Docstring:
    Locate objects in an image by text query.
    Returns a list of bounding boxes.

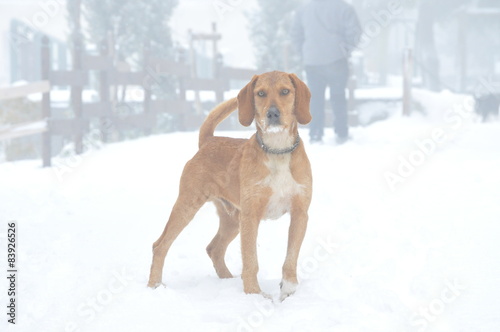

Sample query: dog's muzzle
[266,107,281,126]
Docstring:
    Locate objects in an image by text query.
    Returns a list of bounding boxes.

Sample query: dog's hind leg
[148,190,207,288]
[206,200,240,278]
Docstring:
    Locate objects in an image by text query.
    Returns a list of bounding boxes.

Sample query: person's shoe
[310,136,323,144]
[335,135,351,145]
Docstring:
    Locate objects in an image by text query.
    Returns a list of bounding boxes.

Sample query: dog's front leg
[280,196,309,301]
[240,191,270,295]
[240,211,262,294]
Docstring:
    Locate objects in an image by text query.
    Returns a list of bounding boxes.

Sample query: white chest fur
[260,154,304,220]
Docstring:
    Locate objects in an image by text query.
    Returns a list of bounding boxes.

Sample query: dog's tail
[198,97,238,148]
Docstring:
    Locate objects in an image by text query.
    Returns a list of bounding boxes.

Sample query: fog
[1,0,496,159]
[0,1,499,331]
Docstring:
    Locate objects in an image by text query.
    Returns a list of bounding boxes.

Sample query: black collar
[255,132,300,155]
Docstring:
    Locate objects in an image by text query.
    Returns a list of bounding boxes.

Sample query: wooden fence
[1,32,415,168]
[0,35,259,167]
[0,81,50,144]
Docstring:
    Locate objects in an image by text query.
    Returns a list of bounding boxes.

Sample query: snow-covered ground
[1,92,500,332]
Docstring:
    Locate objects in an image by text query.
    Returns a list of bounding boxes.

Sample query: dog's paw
[261,292,274,302]
[147,282,166,289]
[279,280,298,302]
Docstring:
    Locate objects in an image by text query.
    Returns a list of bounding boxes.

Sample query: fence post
[41,36,51,167]
[99,38,110,142]
[458,13,467,92]
[402,48,413,116]
[72,40,84,154]
[177,47,187,101]
[143,40,152,135]
[188,29,202,115]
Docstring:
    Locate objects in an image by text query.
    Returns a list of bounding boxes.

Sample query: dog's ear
[237,75,258,127]
[289,73,312,125]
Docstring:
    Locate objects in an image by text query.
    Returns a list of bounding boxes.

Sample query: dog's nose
[266,107,281,125]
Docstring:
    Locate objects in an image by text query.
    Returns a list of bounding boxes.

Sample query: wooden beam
[49,118,89,137]
[50,70,88,86]
[41,35,51,167]
[149,100,191,114]
[190,33,221,41]
[83,101,112,118]
[99,38,111,142]
[218,67,259,81]
[183,78,228,91]
[82,55,113,70]
[0,120,48,141]
[109,71,145,86]
[0,81,50,100]
[112,113,156,130]
[147,58,191,77]
[402,48,413,116]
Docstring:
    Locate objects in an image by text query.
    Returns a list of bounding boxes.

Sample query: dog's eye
[281,89,290,95]
[257,91,266,97]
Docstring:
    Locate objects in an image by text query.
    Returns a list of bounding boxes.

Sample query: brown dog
[147,71,312,301]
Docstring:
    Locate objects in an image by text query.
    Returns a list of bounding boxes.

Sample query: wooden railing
[1,36,259,167]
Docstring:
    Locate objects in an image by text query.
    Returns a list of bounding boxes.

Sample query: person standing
[291,0,361,144]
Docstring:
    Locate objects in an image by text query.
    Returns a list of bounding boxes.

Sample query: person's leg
[305,66,327,141]
[328,59,349,139]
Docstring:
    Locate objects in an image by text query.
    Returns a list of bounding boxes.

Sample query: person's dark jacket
[291,0,361,66]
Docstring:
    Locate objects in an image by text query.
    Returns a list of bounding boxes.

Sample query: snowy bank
[0,101,500,331]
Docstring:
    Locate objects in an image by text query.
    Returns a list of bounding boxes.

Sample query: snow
[1,92,500,331]
[354,87,403,100]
